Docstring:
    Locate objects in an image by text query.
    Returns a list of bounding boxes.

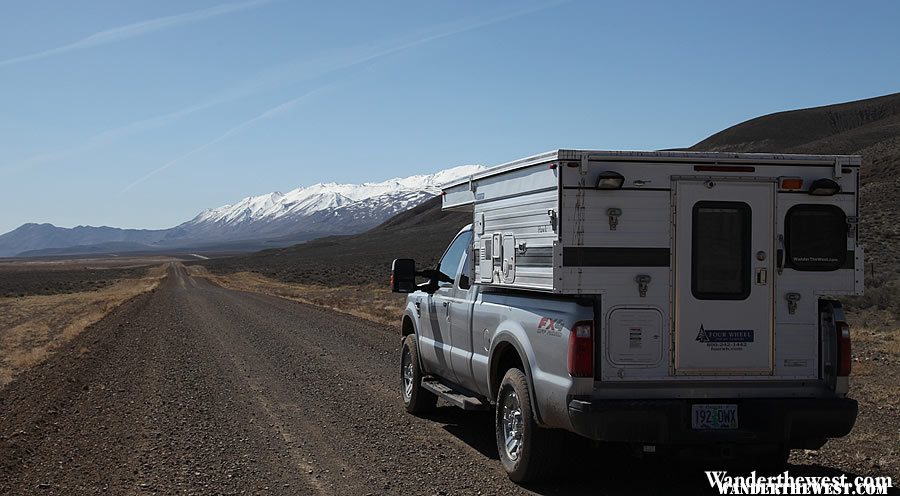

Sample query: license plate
[692,404,738,430]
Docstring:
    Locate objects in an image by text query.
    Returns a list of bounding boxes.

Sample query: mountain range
[203,91,900,288]
[0,165,484,258]
[6,91,899,265]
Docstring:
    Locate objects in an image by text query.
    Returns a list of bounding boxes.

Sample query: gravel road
[0,265,879,495]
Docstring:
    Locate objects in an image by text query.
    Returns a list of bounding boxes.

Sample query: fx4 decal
[537,317,564,337]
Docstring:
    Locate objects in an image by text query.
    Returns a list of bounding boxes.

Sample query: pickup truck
[391,150,860,483]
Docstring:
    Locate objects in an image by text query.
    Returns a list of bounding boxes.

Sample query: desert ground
[0,261,897,495]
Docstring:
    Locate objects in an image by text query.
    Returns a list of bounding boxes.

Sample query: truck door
[422,230,471,380]
[674,179,775,375]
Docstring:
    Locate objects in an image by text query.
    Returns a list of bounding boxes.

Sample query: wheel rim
[401,346,414,402]
[500,390,524,461]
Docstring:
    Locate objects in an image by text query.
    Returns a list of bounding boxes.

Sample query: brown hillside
[200,197,470,286]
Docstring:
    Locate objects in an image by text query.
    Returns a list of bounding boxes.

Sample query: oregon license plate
[692,404,738,430]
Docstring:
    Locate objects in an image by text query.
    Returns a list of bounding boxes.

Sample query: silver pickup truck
[391,150,860,483]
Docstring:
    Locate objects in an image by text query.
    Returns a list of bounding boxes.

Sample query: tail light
[836,321,851,376]
[567,321,593,377]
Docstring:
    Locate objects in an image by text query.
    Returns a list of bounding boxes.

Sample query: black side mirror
[391,258,417,293]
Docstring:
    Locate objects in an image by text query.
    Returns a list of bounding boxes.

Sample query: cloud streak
[117,0,568,189]
[8,1,565,185]
[121,86,331,193]
[0,0,271,68]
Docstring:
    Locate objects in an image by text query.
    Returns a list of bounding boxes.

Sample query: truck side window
[691,201,751,300]
[786,204,847,271]
[458,242,472,290]
[437,230,473,288]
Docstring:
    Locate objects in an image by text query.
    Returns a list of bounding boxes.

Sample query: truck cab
[393,150,860,483]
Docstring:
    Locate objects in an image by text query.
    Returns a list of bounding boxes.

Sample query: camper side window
[691,202,751,300]
[786,205,847,271]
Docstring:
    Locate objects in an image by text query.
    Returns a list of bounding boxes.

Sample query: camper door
[674,179,775,375]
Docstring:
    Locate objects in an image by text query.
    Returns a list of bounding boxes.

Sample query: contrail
[0,0,272,68]
[117,1,567,190]
[121,86,331,193]
[5,82,262,173]
[9,1,565,174]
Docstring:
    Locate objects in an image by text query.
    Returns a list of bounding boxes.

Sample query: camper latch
[786,292,801,315]
[635,274,651,297]
[547,209,558,232]
[607,208,622,231]
[847,216,858,238]
[517,243,528,254]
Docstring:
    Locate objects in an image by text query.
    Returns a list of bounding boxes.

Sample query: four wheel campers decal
[696,324,754,351]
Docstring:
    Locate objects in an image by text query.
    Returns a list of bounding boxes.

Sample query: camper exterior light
[596,171,625,190]
[780,177,804,190]
[808,178,841,196]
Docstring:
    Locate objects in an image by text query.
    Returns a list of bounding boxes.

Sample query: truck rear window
[786,204,847,271]
[692,202,751,300]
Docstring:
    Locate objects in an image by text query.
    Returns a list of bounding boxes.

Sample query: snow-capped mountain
[164,165,484,242]
[0,164,486,257]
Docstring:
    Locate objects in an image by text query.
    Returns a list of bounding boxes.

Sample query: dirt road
[0,265,876,495]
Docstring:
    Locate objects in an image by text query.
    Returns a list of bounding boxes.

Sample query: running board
[421,378,490,411]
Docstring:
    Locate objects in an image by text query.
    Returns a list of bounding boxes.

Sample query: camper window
[786,205,847,271]
[691,202,751,300]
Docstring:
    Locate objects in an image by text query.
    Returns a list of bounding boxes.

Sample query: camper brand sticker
[537,317,564,337]
[793,256,839,263]
[696,324,754,351]
[784,359,809,368]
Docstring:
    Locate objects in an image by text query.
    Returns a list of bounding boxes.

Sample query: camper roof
[441,149,862,192]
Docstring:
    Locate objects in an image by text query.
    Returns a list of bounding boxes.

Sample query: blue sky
[1,0,898,234]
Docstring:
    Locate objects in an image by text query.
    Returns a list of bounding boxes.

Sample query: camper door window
[691,201,752,300]
[785,204,847,271]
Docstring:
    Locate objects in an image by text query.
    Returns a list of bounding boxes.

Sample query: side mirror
[391,258,417,293]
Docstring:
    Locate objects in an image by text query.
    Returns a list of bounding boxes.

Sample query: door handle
[445,301,451,321]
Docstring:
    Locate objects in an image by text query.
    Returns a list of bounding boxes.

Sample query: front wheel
[400,334,437,414]
[495,368,564,483]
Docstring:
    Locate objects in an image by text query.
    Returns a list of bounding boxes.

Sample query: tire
[400,334,437,414]
[495,368,564,483]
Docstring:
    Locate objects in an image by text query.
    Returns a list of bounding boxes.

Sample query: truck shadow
[423,406,498,460]
[423,406,887,495]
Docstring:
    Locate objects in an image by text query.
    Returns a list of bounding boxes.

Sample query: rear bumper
[568,397,857,449]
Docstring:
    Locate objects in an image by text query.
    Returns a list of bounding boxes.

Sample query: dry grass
[0,264,167,388]
[187,265,405,327]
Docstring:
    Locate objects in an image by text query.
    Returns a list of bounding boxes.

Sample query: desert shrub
[844,275,900,317]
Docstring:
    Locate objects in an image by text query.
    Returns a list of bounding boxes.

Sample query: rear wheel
[495,368,564,483]
[400,335,436,414]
